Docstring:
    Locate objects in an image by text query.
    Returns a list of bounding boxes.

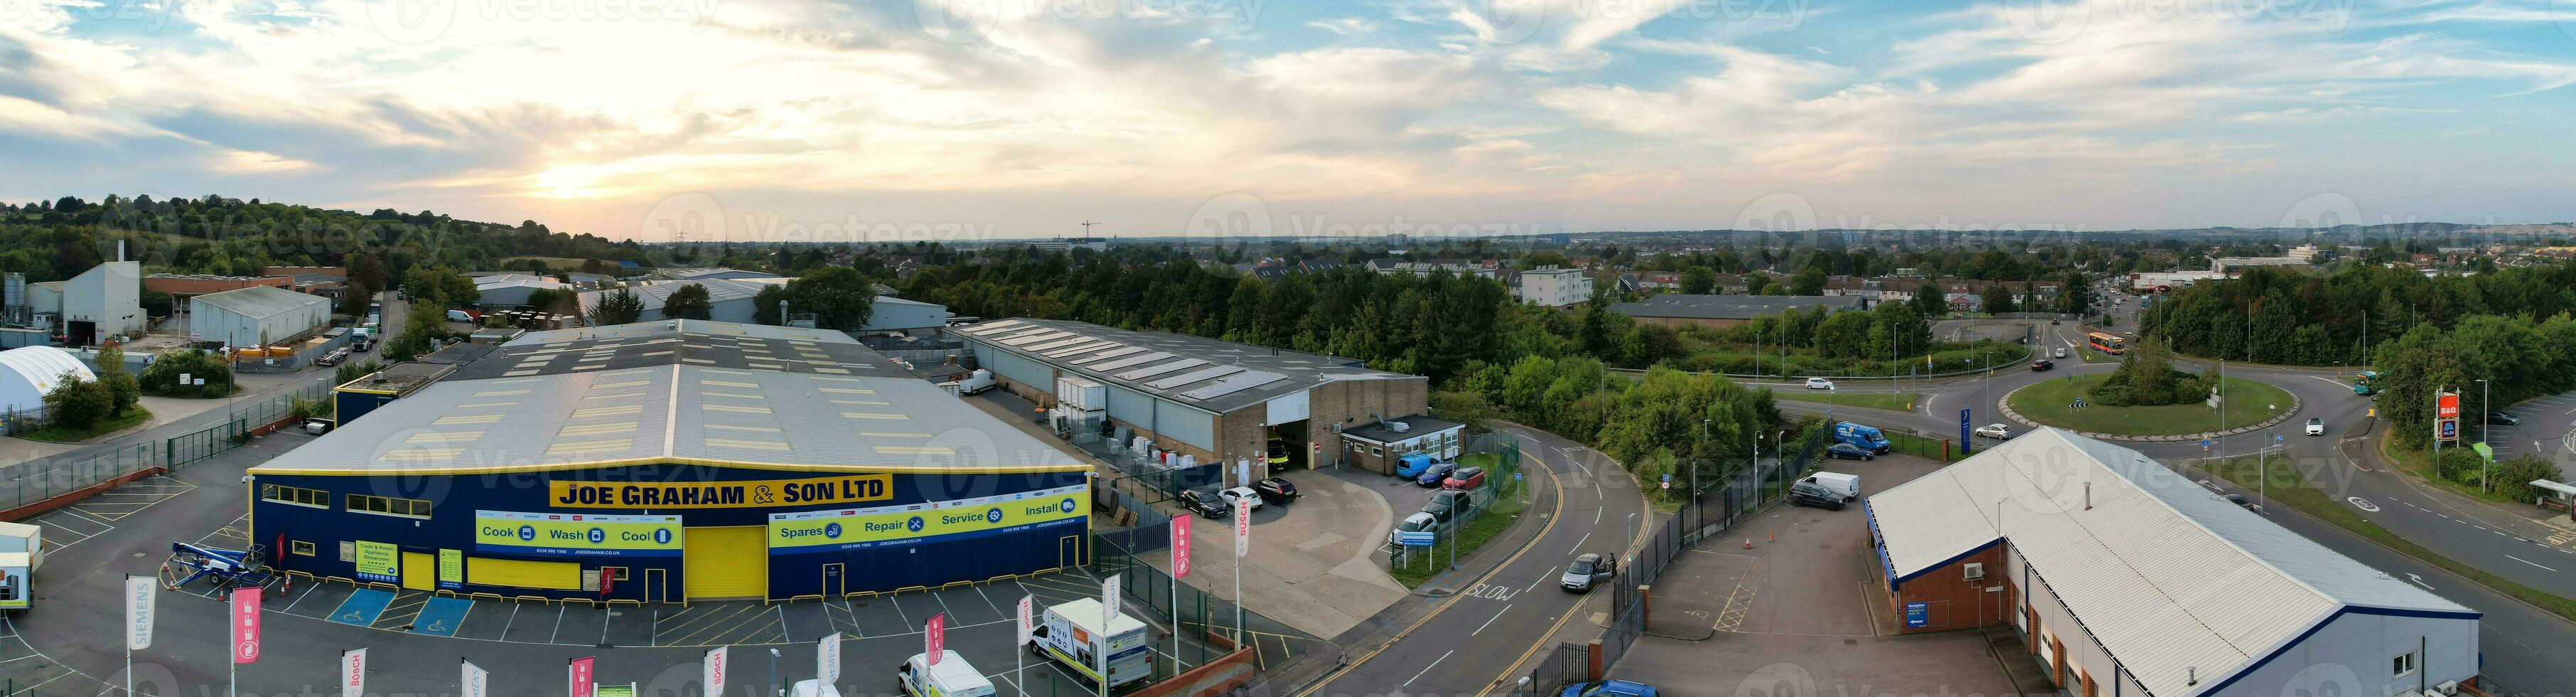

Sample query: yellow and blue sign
[475,511,684,557]
[548,475,891,509]
[770,485,1087,553]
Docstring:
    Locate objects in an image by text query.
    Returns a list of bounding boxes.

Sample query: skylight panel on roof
[1117,358,1206,381]
[1147,366,1243,390]
[1090,351,1173,372]
[1179,371,1288,400]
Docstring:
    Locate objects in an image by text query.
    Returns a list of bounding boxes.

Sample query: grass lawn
[1775,390,1919,413]
[1388,451,1528,587]
[19,408,151,443]
[2378,437,2523,506]
[2008,372,2294,435]
[2195,454,2576,624]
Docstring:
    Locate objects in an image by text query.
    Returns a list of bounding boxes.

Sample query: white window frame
[2392,651,2417,679]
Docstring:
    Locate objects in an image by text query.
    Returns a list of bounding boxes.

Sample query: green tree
[94,343,139,416]
[41,371,110,428]
[2057,271,2091,314]
[1742,272,1774,296]
[752,284,787,325]
[1791,265,1829,296]
[1913,284,1948,316]
[1980,284,2015,314]
[1679,267,1717,294]
[591,287,645,325]
[661,283,714,320]
[785,267,877,330]
[139,349,233,397]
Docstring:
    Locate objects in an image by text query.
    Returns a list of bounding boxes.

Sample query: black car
[2029,359,2054,372]
[1253,477,1299,504]
[1824,442,1876,461]
[1422,489,1470,523]
[1179,489,1230,518]
[1787,482,1845,511]
[2486,413,2521,426]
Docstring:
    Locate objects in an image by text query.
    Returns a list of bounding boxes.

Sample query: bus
[2086,332,2125,355]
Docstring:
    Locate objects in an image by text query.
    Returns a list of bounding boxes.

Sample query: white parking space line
[1402,649,1455,687]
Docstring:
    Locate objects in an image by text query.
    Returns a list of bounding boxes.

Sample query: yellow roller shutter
[400,552,434,591]
[467,557,580,590]
[684,526,767,600]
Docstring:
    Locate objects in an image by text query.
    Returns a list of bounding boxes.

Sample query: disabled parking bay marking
[408,597,474,637]
[328,589,396,627]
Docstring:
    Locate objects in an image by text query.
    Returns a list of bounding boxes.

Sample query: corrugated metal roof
[252,364,1082,474]
[951,318,1418,414]
[1865,428,2474,696]
[192,285,328,319]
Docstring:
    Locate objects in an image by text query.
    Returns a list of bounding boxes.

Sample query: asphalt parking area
[1606,454,2019,696]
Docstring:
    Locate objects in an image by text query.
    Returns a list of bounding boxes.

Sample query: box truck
[1028,598,1152,690]
[897,651,996,697]
[1832,422,1891,454]
[0,522,43,610]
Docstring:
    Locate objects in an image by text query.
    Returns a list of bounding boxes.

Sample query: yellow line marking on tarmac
[1296,431,1569,697]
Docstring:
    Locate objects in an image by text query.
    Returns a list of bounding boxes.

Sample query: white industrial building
[1515,266,1592,307]
[27,261,142,346]
[0,346,94,415]
[2128,272,2226,291]
[1866,428,2481,696]
[862,295,951,335]
[474,275,573,308]
[581,278,948,332]
[190,285,331,348]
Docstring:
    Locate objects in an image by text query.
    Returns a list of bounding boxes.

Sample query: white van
[898,651,995,697]
[445,309,473,322]
[1801,472,1861,503]
[1029,598,1152,690]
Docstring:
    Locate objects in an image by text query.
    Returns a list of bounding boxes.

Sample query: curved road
[1300,424,1645,697]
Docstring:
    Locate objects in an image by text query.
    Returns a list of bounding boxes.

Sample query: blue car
[1560,680,1658,697]
[1415,462,1457,487]
[1394,453,1437,479]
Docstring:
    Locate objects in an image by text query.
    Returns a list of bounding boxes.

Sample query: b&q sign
[549,475,891,509]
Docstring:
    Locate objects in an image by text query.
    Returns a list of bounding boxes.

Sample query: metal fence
[1385,431,1528,575]
[1515,425,1833,696]
[1091,533,1314,682]
[167,382,330,470]
[0,442,156,514]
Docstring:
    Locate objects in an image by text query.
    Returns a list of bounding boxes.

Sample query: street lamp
[2477,378,2491,492]
[769,647,783,697]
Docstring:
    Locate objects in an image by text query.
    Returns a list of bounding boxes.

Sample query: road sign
[1958,408,1973,452]
[1397,531,1437,548]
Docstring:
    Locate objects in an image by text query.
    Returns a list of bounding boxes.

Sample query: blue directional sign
[1904,602,1928,628]
[2200,439,2213,448]
[1397,531,1437,548]
[1958,408,1973,453]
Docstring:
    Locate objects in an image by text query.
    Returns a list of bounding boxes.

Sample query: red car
[1441,467,1486,491]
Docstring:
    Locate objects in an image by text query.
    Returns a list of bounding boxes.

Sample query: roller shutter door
[467,557,579,590]
[685,526,767,600]
[400,551,434,591]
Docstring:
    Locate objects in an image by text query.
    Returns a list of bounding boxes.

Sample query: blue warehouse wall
[249,464,1090,602]
[332,390,396,425]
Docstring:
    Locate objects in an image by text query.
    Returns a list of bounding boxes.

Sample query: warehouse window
[291,541,316,556]
[262,484,331,509]
[2393,651,2417,678]
[347,494,431,518]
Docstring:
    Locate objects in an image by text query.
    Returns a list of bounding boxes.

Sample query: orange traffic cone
[1743,537,1753,549]
[1768,531,1776,543]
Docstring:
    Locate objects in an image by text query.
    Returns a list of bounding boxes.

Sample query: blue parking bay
[407,597,473,637]
[328,589,395,627]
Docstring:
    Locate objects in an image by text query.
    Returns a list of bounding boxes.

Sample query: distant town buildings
[2209,255,2312,273]
[1027,238,1110,253]
[1516,267,1592,307]
[1607,294,1864,329]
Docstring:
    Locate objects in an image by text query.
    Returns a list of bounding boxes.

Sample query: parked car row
[1179,477,1299,518]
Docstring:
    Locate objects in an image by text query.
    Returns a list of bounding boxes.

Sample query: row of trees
[2371,316,2576,450]
[2139,263,2576,366]
[586,267,881,331]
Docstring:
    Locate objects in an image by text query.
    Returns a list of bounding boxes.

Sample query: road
[1299,424,1646,697]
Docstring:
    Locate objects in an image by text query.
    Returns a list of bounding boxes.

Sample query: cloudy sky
[1,0,2570,241]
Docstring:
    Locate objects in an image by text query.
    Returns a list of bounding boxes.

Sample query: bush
[2496,457,2566,502]
[41,371,111,428]
[140,349,235,397]
[95,343,140,415]
[2435,447,2489,486]
[334,359,384,386]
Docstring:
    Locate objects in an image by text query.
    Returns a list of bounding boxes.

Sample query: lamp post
[2478,378,2491,492]
[768,647,782,697]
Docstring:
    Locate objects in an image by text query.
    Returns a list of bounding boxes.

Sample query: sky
[0,0,2571,242]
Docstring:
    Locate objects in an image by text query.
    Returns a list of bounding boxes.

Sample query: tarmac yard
[0,430,1315,696]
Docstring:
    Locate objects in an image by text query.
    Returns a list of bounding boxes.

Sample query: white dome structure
[0,346,97,415]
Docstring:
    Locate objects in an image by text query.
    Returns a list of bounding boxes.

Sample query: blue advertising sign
[1904,602,1928,628]
[2439,420,2459,440]
[1397,531,1437,548]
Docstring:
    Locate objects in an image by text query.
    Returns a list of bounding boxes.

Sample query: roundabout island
[2004,371,2300,440]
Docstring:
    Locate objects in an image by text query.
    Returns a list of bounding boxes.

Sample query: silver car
[1561,553,1619,592]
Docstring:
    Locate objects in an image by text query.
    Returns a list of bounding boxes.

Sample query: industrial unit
[249,320,1092,602]
[950,318,1430,478]
[190,285,330,348]
[1865,428,2482,696]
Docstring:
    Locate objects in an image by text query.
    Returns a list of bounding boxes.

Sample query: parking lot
[1607,453,2026,696]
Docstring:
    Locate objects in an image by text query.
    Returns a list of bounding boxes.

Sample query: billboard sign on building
[2437,392,2461,442]
[474,511,684,557]
[549,474,892,510]
[353,541,398,583]
[768,484,1088,553]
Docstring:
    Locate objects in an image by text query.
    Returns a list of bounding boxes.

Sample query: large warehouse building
[1866,428,2482,696]
[190,285,329,348]
[248,320,1092,602]
[950,318,1429,478]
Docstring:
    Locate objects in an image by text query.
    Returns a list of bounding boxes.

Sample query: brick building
[1866,428,2483,696]
[951,319,1430,481]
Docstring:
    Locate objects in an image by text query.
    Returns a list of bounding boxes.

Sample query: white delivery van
[1802,472,1861,503]
[0,522,41,610]
[1029,598,1152,690]
[955,370,996,395]
[790,680,841,697]
[446,309,473,322]
[898,651,996,697]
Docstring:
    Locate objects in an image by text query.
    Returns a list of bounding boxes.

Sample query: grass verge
[2192,454,2576,623]
[2008,372,2294,435]
[2378,438,2524,506]
[1389,452,1530,588]
[1774,390,1919,413]
[19,408,152,443]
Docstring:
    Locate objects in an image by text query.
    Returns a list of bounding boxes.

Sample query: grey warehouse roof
[1606,294,1862,320]
[951,318,1421,414]
[1866,428,2476,697]
[193,285,328,319]
[1341,415,1464,445]
[252,364,1086,474]
[449,319,899,381]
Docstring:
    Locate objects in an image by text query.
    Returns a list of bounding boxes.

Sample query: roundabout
[2002,371,2301,440]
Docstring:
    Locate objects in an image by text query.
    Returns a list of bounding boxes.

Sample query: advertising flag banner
[925,613,946,666]
[124,575,155,650]
[703,647,726,697]
[341,649,366,697]
[462,661,488,697]
[817,632,843,685]
[230,587,261,664]
[1171,515,1192,578]
[1234,499,1252,557]
[569,656,596,697]
[1016,595,1034,646]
